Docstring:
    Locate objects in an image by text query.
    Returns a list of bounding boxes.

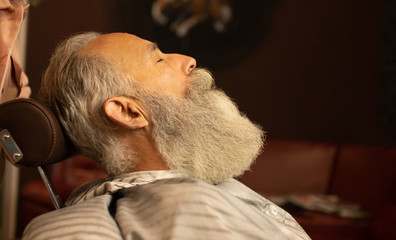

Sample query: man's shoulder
[23,195,122,240]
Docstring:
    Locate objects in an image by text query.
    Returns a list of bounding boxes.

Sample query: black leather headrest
[0,98,74,167]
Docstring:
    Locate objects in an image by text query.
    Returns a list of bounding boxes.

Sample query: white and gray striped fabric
[23,171,311,240]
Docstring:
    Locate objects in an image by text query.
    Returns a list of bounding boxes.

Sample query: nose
[184,55,196,75]
[171,54,196,75]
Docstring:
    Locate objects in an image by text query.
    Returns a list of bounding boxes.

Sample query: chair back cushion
[0,98,73,167]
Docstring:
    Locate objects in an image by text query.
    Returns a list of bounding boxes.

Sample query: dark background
[24,0,394,146]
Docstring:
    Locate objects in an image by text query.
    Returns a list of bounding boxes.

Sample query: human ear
[103,96,148,130]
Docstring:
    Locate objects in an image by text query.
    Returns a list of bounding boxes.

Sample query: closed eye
[157,58,164,62]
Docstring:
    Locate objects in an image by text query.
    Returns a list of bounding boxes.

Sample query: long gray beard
[141,68,265,184]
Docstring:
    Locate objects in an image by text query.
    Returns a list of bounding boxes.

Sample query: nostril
[188,57,196,73]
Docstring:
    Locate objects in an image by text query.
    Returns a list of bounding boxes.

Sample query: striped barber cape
[23,170,311,240]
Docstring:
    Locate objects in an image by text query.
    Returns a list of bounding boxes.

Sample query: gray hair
[39,32,139,175]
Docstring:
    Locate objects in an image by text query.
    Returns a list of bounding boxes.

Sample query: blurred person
[0,0,30,103]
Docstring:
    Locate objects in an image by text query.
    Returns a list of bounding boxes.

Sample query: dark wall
[25,0,390,145]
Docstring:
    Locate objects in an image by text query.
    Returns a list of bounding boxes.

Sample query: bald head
[79,32,196,97]
[80,33,147,76]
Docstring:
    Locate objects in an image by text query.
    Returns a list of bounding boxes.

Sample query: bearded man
[23,32,310,240]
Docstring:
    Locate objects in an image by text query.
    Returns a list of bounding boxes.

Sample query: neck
[125,130,170,172]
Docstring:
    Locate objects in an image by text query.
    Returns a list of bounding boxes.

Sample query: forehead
[79,33,153,77]
[79,33,151,62]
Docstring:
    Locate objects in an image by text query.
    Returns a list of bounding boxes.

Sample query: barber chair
[0,98,74,209]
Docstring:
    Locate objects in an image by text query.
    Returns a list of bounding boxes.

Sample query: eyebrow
[148,42,159,53]
[146,42,159,58]
[151,42,159,51]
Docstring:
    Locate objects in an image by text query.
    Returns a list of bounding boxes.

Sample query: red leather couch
[239,139,396,240]
[20,139,396,239]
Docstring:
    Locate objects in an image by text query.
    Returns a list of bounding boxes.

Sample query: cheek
[157,72,187,96]
[166,79,186,96]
